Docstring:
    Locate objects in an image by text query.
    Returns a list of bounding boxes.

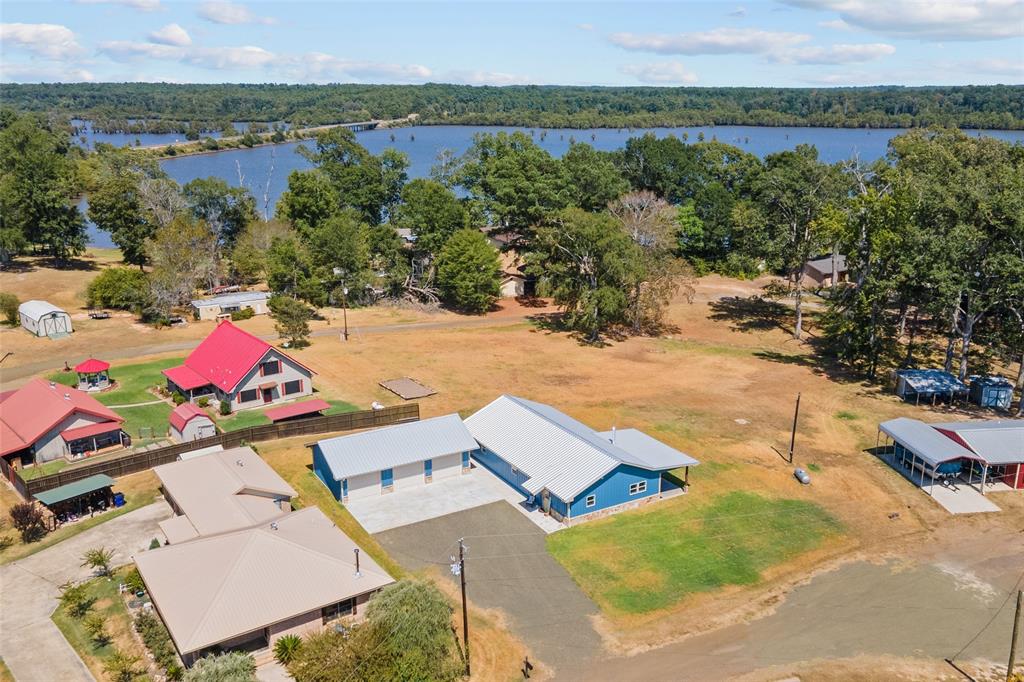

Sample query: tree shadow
[707,295,791,334]
[514,295,547,308]
[3,254,100,273]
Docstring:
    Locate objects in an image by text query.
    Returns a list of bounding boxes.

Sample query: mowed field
[4,253,1021,676]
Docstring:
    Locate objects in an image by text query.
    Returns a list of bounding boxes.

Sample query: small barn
[895,369,969,406]
[312,414,478,502]
[970,376,1015,410]
[19,300,72,338]
[169,403,216,442]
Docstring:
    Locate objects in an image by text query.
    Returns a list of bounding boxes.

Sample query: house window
[260,360,281,376]
[322,598,354,624]
[585,495,596,508]
[239,388,259,403]
[282,379,302,396]
[628,481,648,496]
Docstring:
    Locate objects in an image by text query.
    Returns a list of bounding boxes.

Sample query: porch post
[981,464,988,495]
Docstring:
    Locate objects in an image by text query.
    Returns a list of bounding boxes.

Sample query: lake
[82,124,1024,247]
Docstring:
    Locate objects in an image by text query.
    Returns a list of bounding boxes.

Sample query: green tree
[306,211,371,301]
[273,634,302,665]
[147,215,219,317]
[104,651,144,682]
[265,235,323,305]
[529,208,642,343]
[562,142,628,211]
[83,612,111,647]
[183,652,256,682]
[10,502,46,543]
[86,267,150,312]
[269,295,314,348]
[395,179,467,257]
[367,223,410,297]
[81,547,114,576]
[88,171,154,268]
[436,229,501,313]
[230,220,293,284]
[0,292,19,326]
[182,177,257,248]
[276,170,340,236]
[57,581,95,618]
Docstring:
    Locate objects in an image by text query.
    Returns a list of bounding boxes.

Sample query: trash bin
[113,492,125,507]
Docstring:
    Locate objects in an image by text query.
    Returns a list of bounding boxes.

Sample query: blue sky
[1,1,1022,86]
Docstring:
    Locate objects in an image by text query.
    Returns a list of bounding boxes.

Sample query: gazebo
[74,359,111,391]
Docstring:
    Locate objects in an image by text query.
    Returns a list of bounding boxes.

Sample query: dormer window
[260,359,281,376]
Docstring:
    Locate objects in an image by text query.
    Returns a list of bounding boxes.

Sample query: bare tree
[138,177,186,229]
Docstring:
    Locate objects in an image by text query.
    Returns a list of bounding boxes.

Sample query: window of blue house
[381,468,393,490]
[628,481,647,495]
[342,478,348,500]
[461,451,470,470]
[424,459,432,480]
[585,494,596,508]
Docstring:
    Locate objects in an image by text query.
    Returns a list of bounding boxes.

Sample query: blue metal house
[969,376,1014,409]
[464,395,698,523]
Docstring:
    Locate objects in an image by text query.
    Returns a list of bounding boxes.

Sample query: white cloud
[1,62,96,83]
[299,53,432,82]
[801,71,885,85]
[0,23,83,59]
[784,0,1024,40]
[818,18,853,30]
[577,23,595,31]
[188,46,276,69]
[148,23,191,47]
[774,42,895,64]
[98,40,183,60]
[443,70,535,86]
[609,28,810,55]
[197,1,276,25]
[74,0,162,10]
[968,57,1024,78]
[620,61,698,84]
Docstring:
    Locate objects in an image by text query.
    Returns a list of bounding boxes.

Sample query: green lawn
[18,459,69,480]
[546,491,842,615]
[119,403,174,441]
[48,357,183,406]
[217,398,358,432]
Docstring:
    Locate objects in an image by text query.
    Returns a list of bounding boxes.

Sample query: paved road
[375,501,602,675]
[0,501,172,682]
[0,314,536,385]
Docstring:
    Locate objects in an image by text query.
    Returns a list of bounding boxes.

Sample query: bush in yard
[219,399,232,416]
[9,502,47,542]
[183,651,256,682]
[0,292,19,326]
[135,610,182,679]
[85,267,151,311]
[273,634,302,665]
[81,547,114,576]
[148,538,162,550]
[196,396,210,408]
[172,392,187,405]
[58,581,95,619]
[436,228,502,314]
[83,612,111,647]
[103,650,143,682]
[124,566,146,592]
[230,307,255,321]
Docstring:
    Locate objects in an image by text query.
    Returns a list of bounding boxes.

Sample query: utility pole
[1009,590,1023,682]
[341,286,349,342]
[788,392,801,464]
[452,538,470,677]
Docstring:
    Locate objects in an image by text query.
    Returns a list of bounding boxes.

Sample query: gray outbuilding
[19,300,73,337]
[191,291,270,321]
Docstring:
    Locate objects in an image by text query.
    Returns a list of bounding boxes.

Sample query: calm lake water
[82,124,1024,247]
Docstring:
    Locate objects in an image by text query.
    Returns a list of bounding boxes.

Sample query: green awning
[34,474,116,506]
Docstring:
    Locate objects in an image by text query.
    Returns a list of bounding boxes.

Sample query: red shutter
[259,362,265,377]
[299,380,303,393]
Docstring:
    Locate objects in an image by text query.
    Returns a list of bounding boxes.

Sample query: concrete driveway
[374,501,600,675]
[0,501,172,682]
[344,464,562,533]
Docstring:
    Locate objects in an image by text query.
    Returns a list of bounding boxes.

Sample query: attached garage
[311,414,478,503]
[19,300,72,338]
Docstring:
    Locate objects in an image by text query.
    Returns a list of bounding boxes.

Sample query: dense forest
[2,83,1023,131]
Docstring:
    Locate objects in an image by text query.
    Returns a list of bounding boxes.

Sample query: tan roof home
[135,506,394,665]
[154,446,295,542]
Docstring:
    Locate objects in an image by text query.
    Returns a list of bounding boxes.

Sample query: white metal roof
[932,420,1024,465]
[879,417,980,467]
[595,428,699,469]
[315,414,478,481]
[135,506,393,654]
[191,291,270,308]
[465,395,690,502]
[18,300,67,320]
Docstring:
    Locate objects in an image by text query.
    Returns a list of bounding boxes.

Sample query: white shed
[19,300,73,337]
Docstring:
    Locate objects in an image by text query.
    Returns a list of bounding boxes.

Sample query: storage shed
[895,369,969,405]
[312,414,478,502]
[970,376,1015,410]
[191,291,270,321]
[169,403,217,442]
[18,300,72,338]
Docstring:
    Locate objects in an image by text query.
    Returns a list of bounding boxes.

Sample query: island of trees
[1,83,1022,132]
[0,107,1021,412]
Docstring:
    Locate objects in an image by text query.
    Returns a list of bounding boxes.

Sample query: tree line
[1,109,1021,410]
[2,82,1022,130]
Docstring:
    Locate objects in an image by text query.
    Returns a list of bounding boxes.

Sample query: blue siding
[549,494,568,518]
[312,446,342,500]
[472,447,530,498]
[568,464,661,518]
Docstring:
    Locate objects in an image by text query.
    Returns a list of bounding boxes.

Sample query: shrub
[135,611,181,677]
[273,634,302,665]
[124,566,146,592]
[83,612,111,647]
[10,502,47,542]
[81,547,114,576]
[85,267,150,311]
[183,651,256,682]
[219,399,232,416]
[0,292,19,326]
[58,581,95,619]
[196,396,210,408]
[149,537,162,550]
[172,392,187,405]
[104,650,143,682]
[230,307,255,321]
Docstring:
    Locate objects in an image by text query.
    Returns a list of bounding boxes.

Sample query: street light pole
[342,286,349,342]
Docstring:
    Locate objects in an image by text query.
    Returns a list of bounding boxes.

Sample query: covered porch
[62,421,128,458]
[33,473,120,523]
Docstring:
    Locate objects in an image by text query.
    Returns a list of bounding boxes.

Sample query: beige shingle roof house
[154,446,295,543]
[136,506,394,665]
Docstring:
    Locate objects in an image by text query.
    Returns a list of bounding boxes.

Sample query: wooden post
[788,393,801,464]
[1008,590,1022,682]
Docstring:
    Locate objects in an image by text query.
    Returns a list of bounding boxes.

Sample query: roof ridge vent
[64,393,71,400]
[49,381,56,389]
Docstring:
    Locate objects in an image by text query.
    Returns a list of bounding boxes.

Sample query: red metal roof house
[162,321,315,411]
[0,379,127,466]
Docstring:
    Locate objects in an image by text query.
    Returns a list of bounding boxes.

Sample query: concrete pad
[343,464,563,534]
[878,452,1000,514]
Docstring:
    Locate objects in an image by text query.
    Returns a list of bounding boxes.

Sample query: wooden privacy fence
[14,403,420,498]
